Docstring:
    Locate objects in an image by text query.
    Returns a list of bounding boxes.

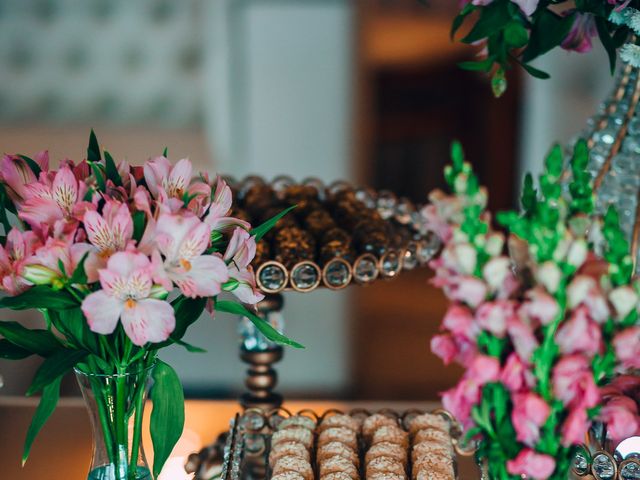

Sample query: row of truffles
[267,412,455,480]
[408,414,455,480]
[231,182,416,269]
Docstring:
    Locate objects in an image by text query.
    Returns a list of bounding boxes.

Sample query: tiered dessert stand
[186,176,441,479]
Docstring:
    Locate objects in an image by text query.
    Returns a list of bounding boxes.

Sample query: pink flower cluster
[0,152,263,346]
[426,190,640,478]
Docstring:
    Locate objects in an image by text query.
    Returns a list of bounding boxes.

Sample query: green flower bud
[22,265,59,286]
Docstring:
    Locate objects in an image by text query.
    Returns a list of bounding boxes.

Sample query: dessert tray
[215,408,474,480]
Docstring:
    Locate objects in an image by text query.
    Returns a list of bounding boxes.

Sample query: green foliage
[215,300,304,349]
[0,321,62,356]
[87,129,101,162]
[26,348,88,396]
[151,361,185,478]
[0,286,78,310]
[22,376,62,465]
[250,205,297,241]
[104,151,123,187]
[0,339,33,359]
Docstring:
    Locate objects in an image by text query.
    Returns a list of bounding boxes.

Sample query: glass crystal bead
[410,210,425,233]
[593,453,616,479]
[613,154,635,174]
[621,461,640,480]
[291,262,320,291]
[323,259,351,289]
[239,410,266,432]
[616,436,640,460]
[593,128,617,145]
[258,263,287,292]
[610,113,626,126]
[354,255,378,283]
[395,197,414,225]
[589,144,610,168]
[244,433,265,454]
[355,187,377,209]
[403,243,418,270]
[623,136,640,155]
[417,232,440,264]
[573,451,589,475]
[380,250,402,277]
[377,190,397,219]
[629,117,640,135]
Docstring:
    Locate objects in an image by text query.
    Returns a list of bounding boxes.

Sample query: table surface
[0,397,480,479]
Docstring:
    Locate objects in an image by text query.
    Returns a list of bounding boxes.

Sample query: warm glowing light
[158,429,201,480]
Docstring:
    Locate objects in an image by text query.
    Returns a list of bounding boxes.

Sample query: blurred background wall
[0,0,615,401]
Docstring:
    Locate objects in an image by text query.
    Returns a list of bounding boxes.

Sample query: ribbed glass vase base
[88,465,151,480]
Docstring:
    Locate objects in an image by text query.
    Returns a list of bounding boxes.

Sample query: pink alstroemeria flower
[0,151,48,203]
[153,212,228,298]
[561,12,597,53]
[83,200,134,282]
[204,176,250,232]
[552,355,600,410]
[143,156,192,200]
[0,228,40,294]
[24,238,91,286]
[463,0,539,16]
[81,251,174,346]
[223,227,264,304]
[19,165,88,237]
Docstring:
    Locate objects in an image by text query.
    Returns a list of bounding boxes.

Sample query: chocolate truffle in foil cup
[354,220,390,257]
[244,184,276,217]
[320,241,355,265]
[274,227,316,268]
[304,209,336,238]
[322,227,352,247]
[260,206,298,236]
[283,185,321,218]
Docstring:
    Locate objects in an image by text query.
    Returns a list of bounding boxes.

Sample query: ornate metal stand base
[239,294,285,411]
[239,345,283,410]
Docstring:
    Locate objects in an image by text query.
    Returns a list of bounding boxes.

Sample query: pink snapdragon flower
[500,353,535,392]
[81,251,174,346]
[613,327,640,370]
[0,151,48,203]
[223,227,264,304]
[507,315,538,363]
[83,200,134,282]
[444,275,488,308]
[431,332,477,368]
[506,449,555,479]
[443,304,477,339]
[562,407,589,446]
[511,392,550,447]
[556,306,602,357]
[521,287,559,326]
[598,395,640,443]
[0,228,40,294]
[552,355,600,410]
[566,275,609,323]
[475,300,515,338]
[152,212,228,298]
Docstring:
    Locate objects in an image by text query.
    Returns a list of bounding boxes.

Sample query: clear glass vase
[75,366,154,480]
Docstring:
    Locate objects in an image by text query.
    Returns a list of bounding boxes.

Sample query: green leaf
[215,300,304,349]
[519,61,550,79]
[451,3,477,39]
[462,1,512,44]
[0,286,78,310]
[48,308,99,354]
[491,67,507,98]
[0,321,61,356]
[596,17,617,73]
[18,155,43,177]
[250,205,297,241]
[458,58,494,72]
[22,376,62,465]
[162,147,168,157]
[26,348,87,396]
[171,297,206,341]
[88,161,107,192]
[0,339,33,359]
[87,129,101,162]
[69,253,89,285]
[0,185,12,234]
[173,338,207,353]
[132,211,147,242]
[151,361,185,478]
[104,151,123,187]
[522,10,574,63]
[504,22,528,48]
[544,144,563,179]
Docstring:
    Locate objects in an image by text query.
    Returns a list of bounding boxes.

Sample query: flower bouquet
[427,141,640,479]
[452,0,640,95]
[0,131,301,480]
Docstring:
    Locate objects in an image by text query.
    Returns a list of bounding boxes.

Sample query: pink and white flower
[613,327,640,371]
[0,151,48,203]
[0,228,40,294]
[81,251,174,346]
[152,212,228,298]
[223,227,264,304]
[475,300,515,338]
[24,238,91,286]
[511,392,550,447]
[552,355,600,410]
[506,449,555,480]
[556,306,602,357]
